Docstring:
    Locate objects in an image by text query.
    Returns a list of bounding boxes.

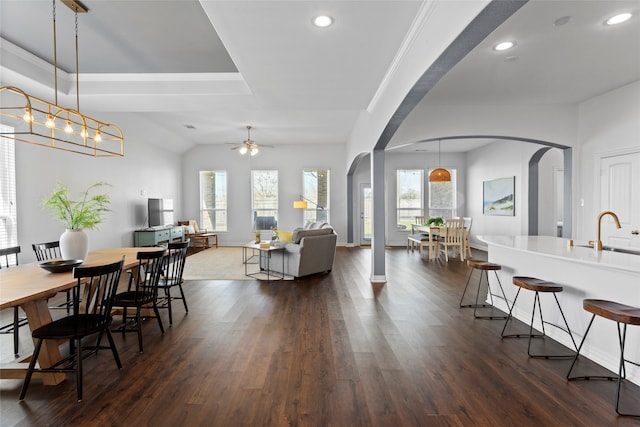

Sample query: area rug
[182,246,293,281]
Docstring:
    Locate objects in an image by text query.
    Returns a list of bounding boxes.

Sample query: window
[199,170,227,231]
[0,124,18,261]
[397,169,423,230]
[252,170,278,230]
[302,169,330,224]
[428,168,457,219]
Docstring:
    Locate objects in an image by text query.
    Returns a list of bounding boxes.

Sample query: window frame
[302,169,330,224]
[396,169,424,231]
[199,170,228,232]
[251,169,279,230]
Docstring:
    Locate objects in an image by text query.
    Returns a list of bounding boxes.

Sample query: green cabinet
[134,226,184,247]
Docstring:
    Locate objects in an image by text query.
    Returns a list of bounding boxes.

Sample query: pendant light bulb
[94,130,102,142]
[64,120,73,133]
[45,115,55,128]
[23,109,33,122]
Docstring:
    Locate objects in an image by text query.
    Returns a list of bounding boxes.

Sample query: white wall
[182,143,347,246]
[576,80,640,241]
[465,140,540,249]
[14,116,182,263]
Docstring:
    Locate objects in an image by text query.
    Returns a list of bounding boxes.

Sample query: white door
[360,184,372,245]
[600,151,640,248]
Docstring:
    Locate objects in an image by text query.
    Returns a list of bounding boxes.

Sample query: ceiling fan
[230,125,272,156]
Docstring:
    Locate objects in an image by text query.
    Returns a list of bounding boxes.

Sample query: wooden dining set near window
[0,240,190,402]
[406,216,472,262]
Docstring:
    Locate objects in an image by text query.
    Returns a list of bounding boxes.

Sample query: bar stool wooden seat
[459,260,509,319]
[501,276,577,359]
[567,299,640,417]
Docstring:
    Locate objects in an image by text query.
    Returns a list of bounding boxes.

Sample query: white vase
[60,229,89,261]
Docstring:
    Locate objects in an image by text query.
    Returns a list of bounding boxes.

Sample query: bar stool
[501,276,577,359]
[459,260,509,319]
[567,299,640,417]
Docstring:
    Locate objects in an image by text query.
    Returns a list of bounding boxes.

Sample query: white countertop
[479,235,640,274]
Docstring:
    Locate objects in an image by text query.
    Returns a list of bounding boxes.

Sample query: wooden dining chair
[111,249,167,353]
[0,246,27,357]
[19,258,125,402]
[157,240,190,325]
[32,241,72,312]
[437,219,466,262]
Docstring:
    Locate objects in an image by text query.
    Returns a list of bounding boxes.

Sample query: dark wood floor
[1,247,639,426]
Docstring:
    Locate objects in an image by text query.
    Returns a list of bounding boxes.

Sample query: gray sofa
[260,222,337,278]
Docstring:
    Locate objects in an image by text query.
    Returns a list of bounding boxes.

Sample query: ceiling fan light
[250,147,259,156]
[239,146,248,155]
[429,168,451,182]
[605,12,632,26]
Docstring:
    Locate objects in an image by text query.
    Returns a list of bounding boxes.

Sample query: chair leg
[136,307,143,353]
[76,337,83,402]
[178,285,188,313]
[153,302,165,334]
[13,307,19,357]
[19,338,44,400]
[104,328,123,369]
[164,288,173,325]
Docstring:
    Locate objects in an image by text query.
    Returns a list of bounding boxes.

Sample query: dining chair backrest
[130,249,167,304]
[462,217,472,233]
[163,240,189,286]
[0,246,20,268]
[32,241,61,261]
[72,258,124,318]
[443,219,465,243]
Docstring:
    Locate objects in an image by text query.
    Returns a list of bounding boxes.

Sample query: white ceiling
[1,0,639,154]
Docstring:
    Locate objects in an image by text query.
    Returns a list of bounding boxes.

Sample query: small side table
[189,233,218,250]
[242,242,285,282]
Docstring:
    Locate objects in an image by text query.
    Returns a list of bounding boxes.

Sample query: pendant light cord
[75,11,80,111]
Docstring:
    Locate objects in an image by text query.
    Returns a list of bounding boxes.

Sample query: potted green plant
[43,181,111,260]
[426,217,444,226]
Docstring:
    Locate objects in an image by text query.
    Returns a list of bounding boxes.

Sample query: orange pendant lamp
[429,140,451,182]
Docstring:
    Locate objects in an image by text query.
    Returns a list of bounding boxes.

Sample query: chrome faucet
[596,210,621,250]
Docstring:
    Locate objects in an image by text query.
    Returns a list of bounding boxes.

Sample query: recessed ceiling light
[313,15,333,28]
[493,41,516,51]
[554,16,572,27]
[605,12,632,26]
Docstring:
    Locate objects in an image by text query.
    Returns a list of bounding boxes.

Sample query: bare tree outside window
[428,168,457,219]
[199,170,227,231]
[302,169,330,223]
[397,169,423,230]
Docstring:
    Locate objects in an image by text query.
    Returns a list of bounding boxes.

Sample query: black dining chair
[19,258,125,402]
[112,249,166,353]
[157,240,189,325]
[32,241,72,312]
[0,246,27,357]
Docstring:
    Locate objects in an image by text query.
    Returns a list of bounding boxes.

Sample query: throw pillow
[278,230,293,243]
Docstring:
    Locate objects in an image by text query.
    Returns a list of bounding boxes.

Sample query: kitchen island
[480,235,640,385]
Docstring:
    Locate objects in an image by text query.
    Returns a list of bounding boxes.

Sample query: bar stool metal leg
[501,276,577,359]
[567,299,640,417]
[460,260,509,320]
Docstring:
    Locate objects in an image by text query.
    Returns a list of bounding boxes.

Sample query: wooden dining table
[0,246,162,384]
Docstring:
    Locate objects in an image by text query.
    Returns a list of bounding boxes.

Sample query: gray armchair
[261,223,336,278]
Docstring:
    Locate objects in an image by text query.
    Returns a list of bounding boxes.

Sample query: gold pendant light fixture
[0,0,124,157]
[429,139,451,182]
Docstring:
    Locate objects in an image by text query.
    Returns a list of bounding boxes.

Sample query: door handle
[632,230,639,235]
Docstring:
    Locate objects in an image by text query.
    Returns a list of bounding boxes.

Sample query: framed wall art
[483,176,515,216]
